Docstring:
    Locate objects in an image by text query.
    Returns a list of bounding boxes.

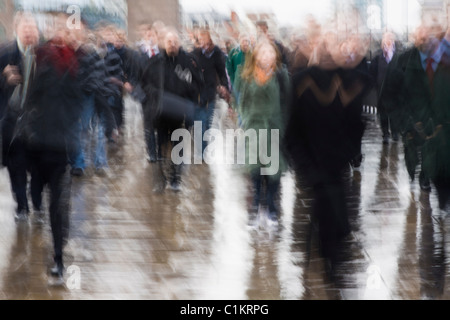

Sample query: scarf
[38,40,78,77]
[254,64,275,85]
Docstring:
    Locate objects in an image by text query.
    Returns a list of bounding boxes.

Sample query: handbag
[159,91,195,125]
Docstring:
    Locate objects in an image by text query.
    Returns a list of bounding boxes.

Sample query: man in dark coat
[421,29,450,214]
[135,24,161,162]
[192,29,230,152]
[141,27,203,191]
[0,11,39,221]
[380,23,444,192]
[370,32,400,144]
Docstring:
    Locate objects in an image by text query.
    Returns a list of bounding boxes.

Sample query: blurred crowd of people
[1,8,450,282]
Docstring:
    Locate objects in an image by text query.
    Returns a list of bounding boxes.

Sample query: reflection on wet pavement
[0,96,448,300]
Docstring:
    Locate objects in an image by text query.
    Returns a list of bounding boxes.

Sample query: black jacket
[284,65,371,185]
[192,45,228,106]
[141,48,203,107]
[0,40,27,165]
[76,44,118,136]
[0,41,23,120]
[23,41,83,159]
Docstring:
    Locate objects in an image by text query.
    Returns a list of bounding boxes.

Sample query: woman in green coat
[233,40,290,224]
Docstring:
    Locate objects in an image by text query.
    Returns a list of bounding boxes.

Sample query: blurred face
[114,32,126,48]
[239,36,250,52]
[415,25,440,55]
[70,23,87,49]
[257,25,268,37]
[138,25,150,40]
[198,32,213,51]
[255,43,276,70]
[52,16,75,47]
[149,29,158,46]
[16,16,39,47]
[101,28,116,44]
[382,36,395,51]
[164,32,180,56]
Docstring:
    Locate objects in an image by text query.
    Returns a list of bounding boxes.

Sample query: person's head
[114,29,127,49]
[255,40,277,70]
[241,39,281,81]
[51,13,79,47]
[164,27,181,57]
[137,23,152,41]
[100,24,117,44]
[414,21,443,55]
[238,33,251,53]
[381,31,396,52]
[256,20,269,37]
[197,28,214,51]
[152,20,166,49]
[14,11,39,47]
[69,19,90,50]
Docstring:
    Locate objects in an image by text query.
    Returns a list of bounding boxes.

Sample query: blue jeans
[93,114,108,169]
[195,102,216,152]
[68,95,95,170]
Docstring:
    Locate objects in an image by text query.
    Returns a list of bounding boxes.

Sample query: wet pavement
[0,96,448,300]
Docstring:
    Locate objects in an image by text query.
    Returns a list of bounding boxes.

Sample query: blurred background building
[0,0,180,43]
[0,0,449,48]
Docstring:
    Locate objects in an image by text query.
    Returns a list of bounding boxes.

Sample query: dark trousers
[142,100,157,160]
[108,94,124,131]
[433,177,450,210]
[312,174,351,259]
[5,139,29,213]
[250,171,280,213]
[154,118,184,186]
[29,151,71,264]
[379,109,399,139]
[2,114,30,213]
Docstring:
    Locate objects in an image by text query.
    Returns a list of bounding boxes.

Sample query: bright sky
[180,0,423,31]
[180,0,334,27]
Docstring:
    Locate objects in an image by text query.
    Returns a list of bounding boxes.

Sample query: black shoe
[392,133,399,142]
[168,181,182,192]
[420,181,431,192]
[268,211,279,226]
[382,136,389,144]
[50,261,65,278]
[95,167,108,177]
[147,155,157,163]
[71,167,84,177]
[350,154,363,168]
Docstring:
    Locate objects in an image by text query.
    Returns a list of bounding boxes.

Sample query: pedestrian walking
[233,39,290,225]
[192,29,230,153]
[141,27,203,191]
[284,32,371,266]
[0,11,39,221]
[23,14,84,280]
[370,31,400,144]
